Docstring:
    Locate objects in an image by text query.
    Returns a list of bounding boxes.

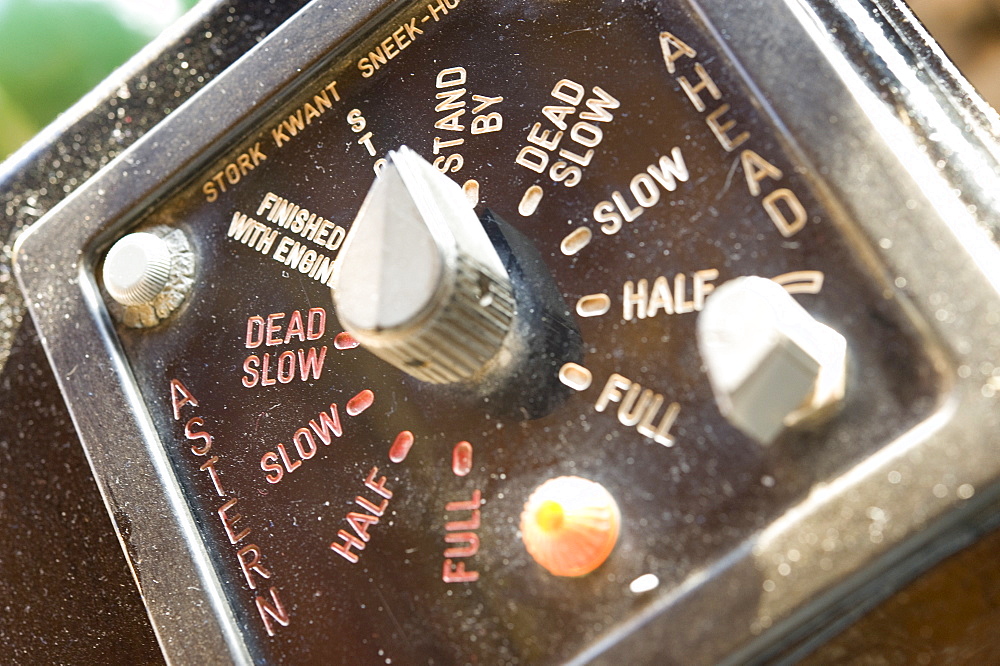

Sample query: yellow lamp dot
[535,500,565,532]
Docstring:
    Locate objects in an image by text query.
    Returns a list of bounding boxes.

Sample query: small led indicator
[463,179,480,206]
[389,430,414,463]
[560,227,592,256]
[576,293,611,317]
[334,332,360,349]
[559,363,593,391]
[452,441,473,477]
[346,389,374,416]
[518,185,544,216]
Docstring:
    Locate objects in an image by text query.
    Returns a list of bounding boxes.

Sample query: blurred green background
[0,0,199,159]
[1,0,998,162]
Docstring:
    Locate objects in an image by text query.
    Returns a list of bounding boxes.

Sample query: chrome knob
[697,276,847,444]
[332,146,515,384]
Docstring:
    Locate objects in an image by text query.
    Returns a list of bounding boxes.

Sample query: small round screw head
[103,232,174,306]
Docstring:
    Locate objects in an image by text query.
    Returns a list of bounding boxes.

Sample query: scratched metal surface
[805,0,1000,662]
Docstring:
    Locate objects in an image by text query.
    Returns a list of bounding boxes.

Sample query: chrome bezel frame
[14,0,1000,662]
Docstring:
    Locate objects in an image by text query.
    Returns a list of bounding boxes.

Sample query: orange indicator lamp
[519,476,621,577]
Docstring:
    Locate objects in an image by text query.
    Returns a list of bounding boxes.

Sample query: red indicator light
[346,389,374,416]
[389,431,415,463]
[452,441,473,477]
[334,332,360,349]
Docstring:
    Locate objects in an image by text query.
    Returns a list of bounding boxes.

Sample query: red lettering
[200,456,226,496]
[307,307,326,340]
[277,350,295,384]
[443,489,482,583]
[277,443,301,474]
[297,346,326,381]
[245,348,325,386]
[184,416,213,455]
[355,495,388,516]
[242,355,260,388]
[445,489,482,513]
[331,530,365,563]
[266,313,285,346]
[283,310,305,344]
[293,428,317,459]
[255,587,290,636]
[218,498,251,544]
[169,379,198,420]
[261,452,284,484]
[260,404,345,483]
[308,403,342,444]
[347,511,379,542]
[246,308,326,351]
[245,316,265,348]
[237,544,272,589]
[444,532,480,558]
[446,510,481,532]
[261,353,277,386]
[442,559,479,583]
[364,467,393,499]
[329,467,396,565]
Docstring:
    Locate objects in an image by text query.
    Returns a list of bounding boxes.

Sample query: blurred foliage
[0,0,996,161]
[0,0,199,159]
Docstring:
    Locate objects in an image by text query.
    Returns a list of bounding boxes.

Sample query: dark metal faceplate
[104,1,942,662]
